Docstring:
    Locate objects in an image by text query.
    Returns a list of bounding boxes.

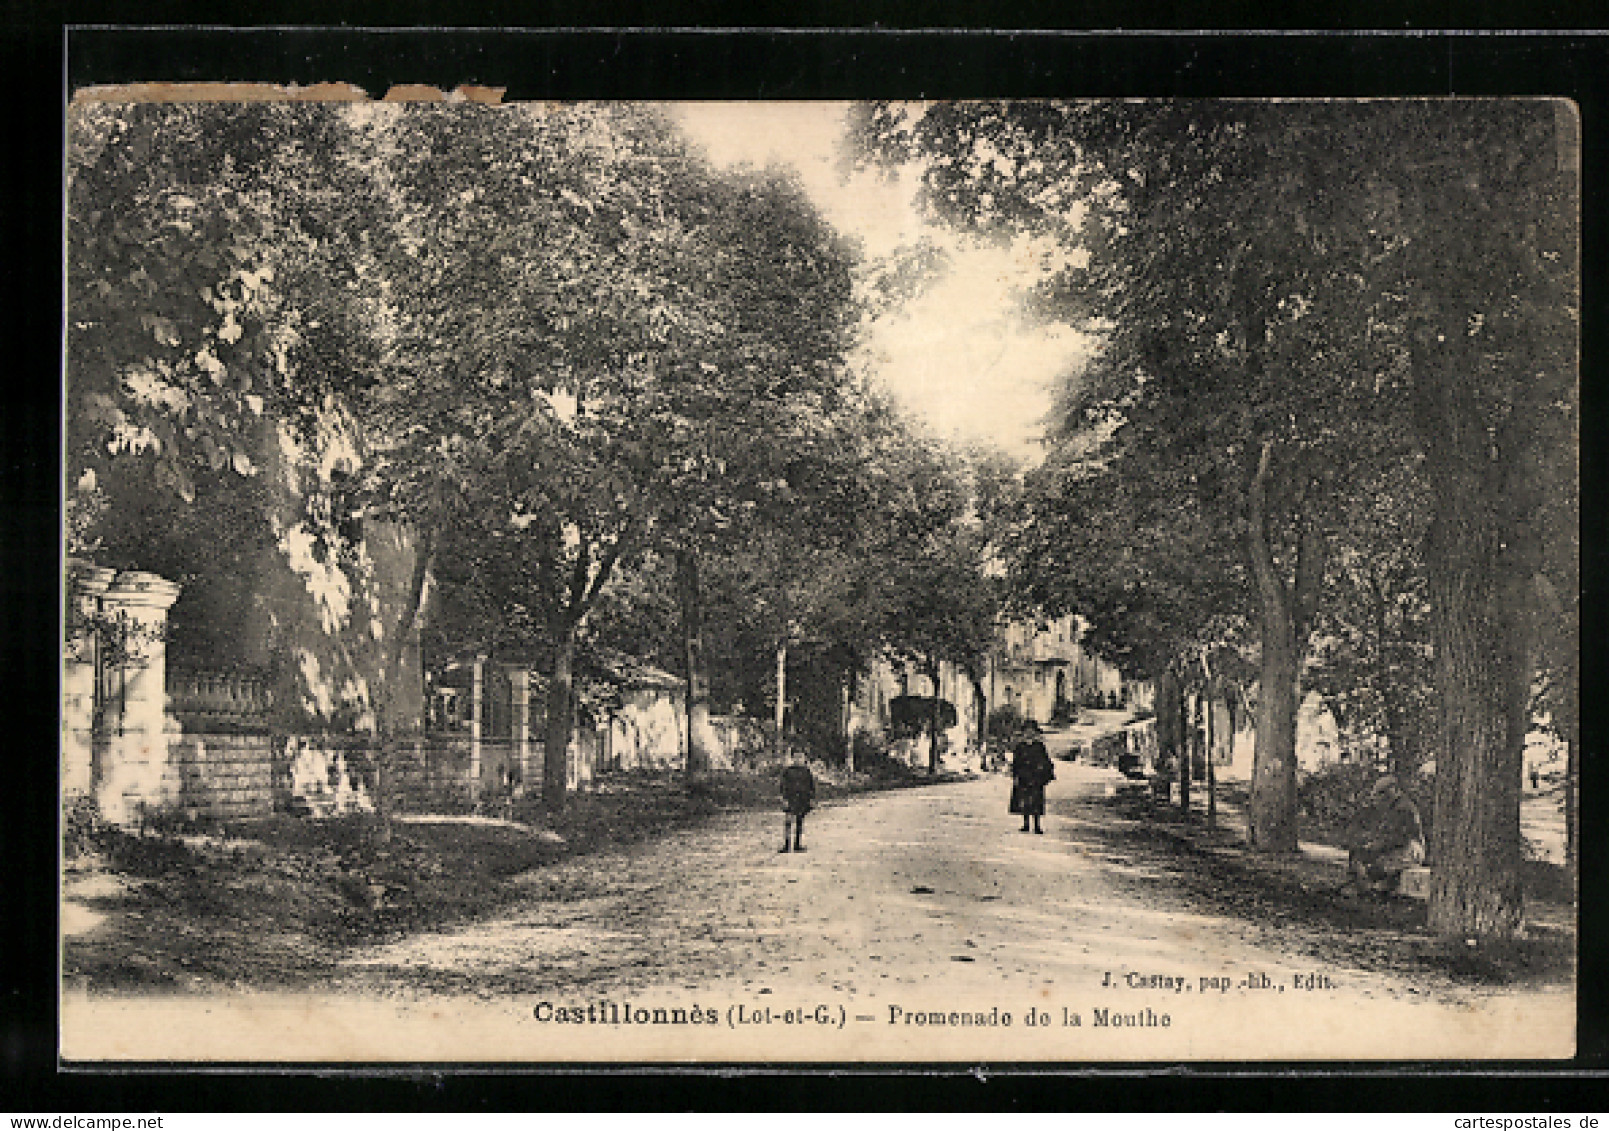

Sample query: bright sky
[672,102,1095,464]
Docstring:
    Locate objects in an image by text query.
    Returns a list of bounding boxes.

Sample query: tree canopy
[71,97,1575,941]
[853,98,1577,938]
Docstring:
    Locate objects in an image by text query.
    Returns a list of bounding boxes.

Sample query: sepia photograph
[59,89,1578,1063]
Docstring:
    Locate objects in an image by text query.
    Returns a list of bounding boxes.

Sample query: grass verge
[62,761,935,992]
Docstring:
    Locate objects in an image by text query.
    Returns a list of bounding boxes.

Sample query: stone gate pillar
[62,559,117,802]
[96,570,182,826]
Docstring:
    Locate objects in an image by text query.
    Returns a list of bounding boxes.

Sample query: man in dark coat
[1347,774,1426,894]
[779,757,816,853]
[1010,723,1056,834]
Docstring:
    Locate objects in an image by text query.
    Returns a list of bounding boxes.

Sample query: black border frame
[6,16,1606,1111]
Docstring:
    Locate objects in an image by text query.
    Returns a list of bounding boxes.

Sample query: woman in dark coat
[1010,723,1056,834]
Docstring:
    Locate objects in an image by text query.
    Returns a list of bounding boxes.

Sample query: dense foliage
[67,97,1006,807]
[852,99,1577,939]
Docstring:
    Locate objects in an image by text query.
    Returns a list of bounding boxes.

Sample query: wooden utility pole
[774,639,788,756]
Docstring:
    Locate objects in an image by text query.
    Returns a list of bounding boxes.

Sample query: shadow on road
[1060,781,1576,989]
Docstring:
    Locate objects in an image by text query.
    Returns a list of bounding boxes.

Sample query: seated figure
[1347,774,1426,894]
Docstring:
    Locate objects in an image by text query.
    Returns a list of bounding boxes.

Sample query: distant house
[988,616,1133,725]
[421,647,694,797]
[841,616,1142,769]
[847,654,984,768]
[588,651,693,772]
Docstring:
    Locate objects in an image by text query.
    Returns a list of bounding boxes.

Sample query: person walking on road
[1010,722,1056,834]
[779,755,816,853]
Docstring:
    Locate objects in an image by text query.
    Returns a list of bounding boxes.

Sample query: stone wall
[157,734,573,820]
[168,733,278,821]
[67,558,678,824]
[607,687,690,771]
[705,715,764,770]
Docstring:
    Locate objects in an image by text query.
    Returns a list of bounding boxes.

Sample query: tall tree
[68,100,385,532]
[855,99,1577,937]
[1009,435,1251,813]
[71,100,737,814]
[1374,102,1578,938]
[356,102,681,813]
[850,101,1370,848]
[645,165,860,771]
[869,427,1003,772]
[374,108,862,794]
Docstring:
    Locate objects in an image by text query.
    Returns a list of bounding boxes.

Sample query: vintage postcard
[61,85,1578,1063]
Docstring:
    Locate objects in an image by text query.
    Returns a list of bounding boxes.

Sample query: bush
[987,704,1027,744]
[888,695,957,741]
[63,796,103,863]
[1297,760,1436,846]
[794,719,849,765]
[860,747,925,782]
[850,728,890,765]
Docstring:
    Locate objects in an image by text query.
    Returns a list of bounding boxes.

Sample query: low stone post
[96,570,182,826]
[63,559,117,803]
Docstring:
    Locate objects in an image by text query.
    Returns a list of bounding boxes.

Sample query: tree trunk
[1413,327,1531,942]
[1181,684,1193,799]
[841,677,853,771]
[1422,503,1527,940]
[971,676,988,751]
[677,548,714,774]
[1154,667,1180,805]
[1382,692,1409,779]
[1246,440,1313,853]
[1205,679,1218,831]
[1184,682,1197,814]
[926,661,943,775]
[1565,732,1577,872]
[540,516,629,811]
[1251,612,1300,851]
[1370,573,1402,776]
[372,531,436,841]
[774,639,788,756]
[544,623,575,813]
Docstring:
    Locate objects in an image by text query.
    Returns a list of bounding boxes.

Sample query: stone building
[987,615,1131,726]
[846,654,985,769]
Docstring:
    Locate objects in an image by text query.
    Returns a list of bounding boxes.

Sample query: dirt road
[62,763,1573,1062]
